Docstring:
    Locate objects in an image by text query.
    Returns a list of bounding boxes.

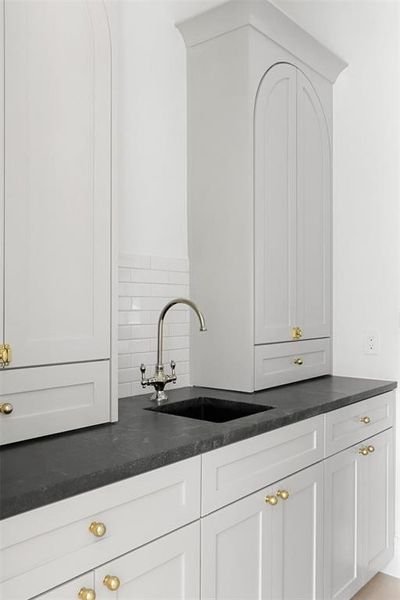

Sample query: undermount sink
[144,397,274,423]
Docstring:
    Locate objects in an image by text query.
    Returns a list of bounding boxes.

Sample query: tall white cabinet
[178,0,347,391]
[0,0,116,444]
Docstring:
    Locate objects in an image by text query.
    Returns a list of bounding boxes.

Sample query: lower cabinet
[201,462,323,600]
[324,428,394,600]
[6,395,394,600]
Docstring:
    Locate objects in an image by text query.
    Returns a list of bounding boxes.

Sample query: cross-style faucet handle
[170,360,176,383]
[140,364,148,388]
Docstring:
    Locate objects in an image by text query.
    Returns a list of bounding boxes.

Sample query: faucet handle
[170,360,176,383]
[140,364,148,388]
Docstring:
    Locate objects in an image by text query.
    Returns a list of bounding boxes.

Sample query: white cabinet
[0,394,394,600]
[178,0,347,391]
[254,65,330,345]
[95,522,200,600]
[324,428,394,600]
[324,444,364,599]
[201,462,323,600]
[363,429,394,578]
[0,0,115,443]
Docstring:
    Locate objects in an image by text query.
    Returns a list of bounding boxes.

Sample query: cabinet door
[324,446,364,600]
[269,463,323,600]
[4,0,111,367]
[255,63,297,344]
[0,0,4,347]
[201,487,272,599]
[296,70,331,340]
[363,428,394,579]
[95,522,200,600]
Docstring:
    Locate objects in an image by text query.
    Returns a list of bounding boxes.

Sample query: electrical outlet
[364,330,380,355]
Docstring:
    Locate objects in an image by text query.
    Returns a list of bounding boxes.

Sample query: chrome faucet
[140,298,207,403]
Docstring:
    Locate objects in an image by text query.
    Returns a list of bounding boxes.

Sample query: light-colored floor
[352,573,400,599]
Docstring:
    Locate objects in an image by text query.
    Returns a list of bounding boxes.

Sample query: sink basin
[144,397,273,423]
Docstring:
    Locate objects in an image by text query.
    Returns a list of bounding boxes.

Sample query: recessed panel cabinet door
[255,63,297,344]
[324,446,364,600]
[269,463,323,600]
[201,488,272,599]
[364,429,394,578]
[95,522,200,600]
[0,0,4,348]
[296,71,331,340]
[4,0,111,367]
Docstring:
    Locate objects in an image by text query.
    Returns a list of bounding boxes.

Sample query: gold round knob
[89,522,106,537]
[78,588,96,600]
[277,489,290,500]
[293,358,303,366]
[359,447,369,456]
[367,445,375,453]
[360,416,371,424]
[0,403,13,415]
[103,575,121,591]
[265,495,278,506]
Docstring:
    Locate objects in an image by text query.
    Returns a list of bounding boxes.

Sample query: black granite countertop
[0,375,396,520]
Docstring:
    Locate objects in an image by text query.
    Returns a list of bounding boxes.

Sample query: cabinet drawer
[201,415,323,515]
[33,572,94,600]
[0,361,110,445]
[254,339,331,390]
[0,456,200,600]
[324,391,394,456]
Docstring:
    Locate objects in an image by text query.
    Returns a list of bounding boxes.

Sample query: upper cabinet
[178,0,347,392]
[3,0,111,368]
[255,64,331,345]
[0,0,115,444]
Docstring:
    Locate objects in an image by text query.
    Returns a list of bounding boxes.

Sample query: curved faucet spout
[157,298,207,367]
[140,298,207,403]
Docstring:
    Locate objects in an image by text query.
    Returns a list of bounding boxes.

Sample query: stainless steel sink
[144,397,274,423]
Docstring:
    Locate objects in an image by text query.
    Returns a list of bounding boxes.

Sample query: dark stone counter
[0,375,396,520]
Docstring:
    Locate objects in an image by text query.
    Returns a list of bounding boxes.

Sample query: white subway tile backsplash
[150,256,189,272]
[118,254,191,398]
[119,253,151,269]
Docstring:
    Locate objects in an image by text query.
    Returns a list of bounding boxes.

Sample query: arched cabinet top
[177,0,347,83]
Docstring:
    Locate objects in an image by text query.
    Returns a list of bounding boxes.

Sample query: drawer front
[201,415,323,515]
[324,391,394,456]
[255,339,331,390]
[0,361,110,445]
[33,572,95,600]
[0,456,201,600]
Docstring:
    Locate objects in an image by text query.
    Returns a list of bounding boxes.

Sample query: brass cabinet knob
[360,416,371,424]
[0,403,13,415]
[78,588,96,600]
[292,327,303,340]
[367,445,375,453]
[293,358,303,366]
[359,447,369,456]
[103,575,121,591]
[277,489,290,500]
[265,495,278,506]
[89,521,106,537]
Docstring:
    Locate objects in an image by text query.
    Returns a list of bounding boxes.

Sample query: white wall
[117,0,222,259]
[273,0,400,576]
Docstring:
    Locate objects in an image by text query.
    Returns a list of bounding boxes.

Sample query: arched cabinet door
[296,71,331,341]
[255,64,331,344]
[254,63,297,345]
[4,1,111,367]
